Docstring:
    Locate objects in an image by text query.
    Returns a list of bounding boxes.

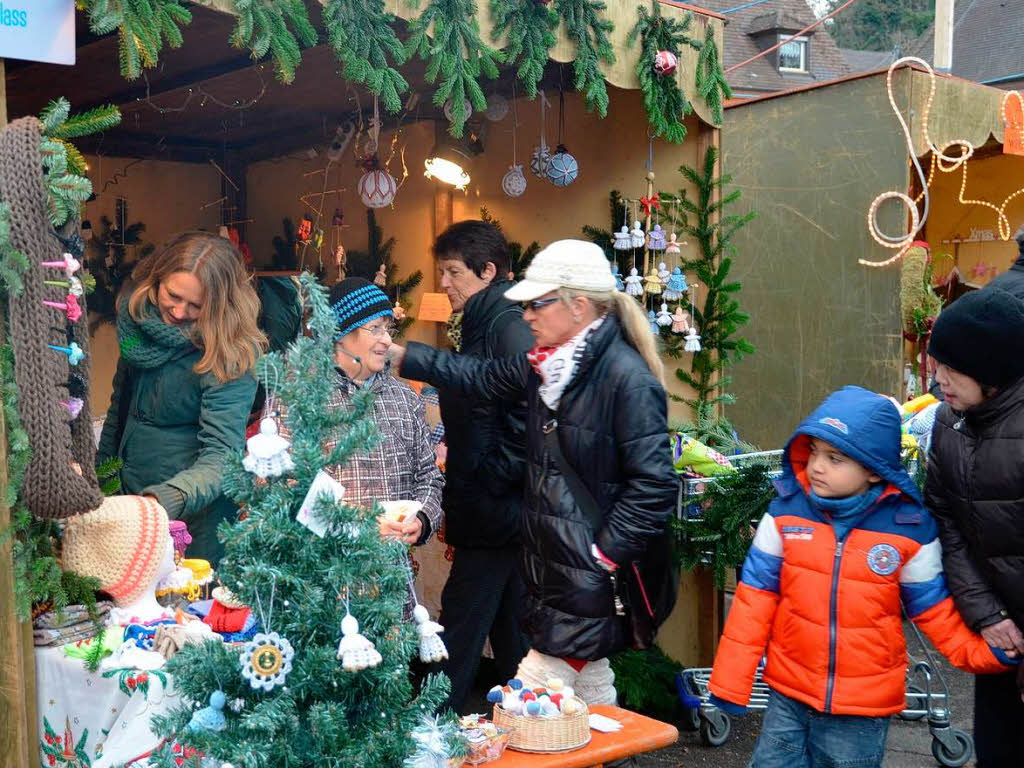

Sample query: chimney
[934,0,955,72]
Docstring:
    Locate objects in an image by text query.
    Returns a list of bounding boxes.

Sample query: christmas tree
[150,274,462,767]
[479,206,539,280]
[345,209,422,337]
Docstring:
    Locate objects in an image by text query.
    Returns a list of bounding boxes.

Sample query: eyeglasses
[522,296,561,312]
[361,323,397,338]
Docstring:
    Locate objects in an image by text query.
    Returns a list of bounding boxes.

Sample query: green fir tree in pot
[149,275,464,768]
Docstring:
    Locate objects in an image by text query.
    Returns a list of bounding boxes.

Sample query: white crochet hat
[504,239,616,302]
[62,495,171,604]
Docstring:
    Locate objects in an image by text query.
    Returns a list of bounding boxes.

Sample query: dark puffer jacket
[926,375,1024,631]
[440,280,533,548]
[403,315,677,660]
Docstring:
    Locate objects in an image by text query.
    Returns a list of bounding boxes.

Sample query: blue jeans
[748,689,890,768]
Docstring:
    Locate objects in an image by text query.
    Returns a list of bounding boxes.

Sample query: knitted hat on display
[329,277,393,340]
[928,287,1024,388]
[62,496,171,605]
[504,240,616,302]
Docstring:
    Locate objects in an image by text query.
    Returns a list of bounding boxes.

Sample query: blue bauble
[546,145,578,187]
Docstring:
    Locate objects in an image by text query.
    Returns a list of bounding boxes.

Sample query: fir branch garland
[695,22,731,126]
[322,0,408,113]
[489,0,557,99]
[229,0,317,84]
[671,462,777,588]
[630,1,700,144]
[405,0,502,138]
[556,0,616,116]
[83,0,192,81]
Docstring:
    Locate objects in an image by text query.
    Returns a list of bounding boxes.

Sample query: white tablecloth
[36,647,181,768]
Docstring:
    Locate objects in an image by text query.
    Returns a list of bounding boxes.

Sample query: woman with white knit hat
[392,240,676,707]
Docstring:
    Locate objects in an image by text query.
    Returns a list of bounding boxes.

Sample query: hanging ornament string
[512,79,519,168]
[557,89,566,148]
[252,574,277,632]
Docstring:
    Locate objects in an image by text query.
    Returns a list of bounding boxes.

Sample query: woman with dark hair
[926,287,1024,767]
[98,232,267,563]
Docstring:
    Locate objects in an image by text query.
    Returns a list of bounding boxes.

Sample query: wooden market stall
[721,62,1024,449]
[1,2,732,765]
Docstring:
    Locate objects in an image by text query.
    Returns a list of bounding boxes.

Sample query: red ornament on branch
[654,50,678,76]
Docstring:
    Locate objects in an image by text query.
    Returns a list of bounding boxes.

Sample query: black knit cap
[328,277,393,340]
[928,287,1024,388]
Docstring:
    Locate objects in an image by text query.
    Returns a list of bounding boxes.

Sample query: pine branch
[489,0,557,99]
[556,0,616,116]
[229,0,317,84]
[81,0,192,80]
[630,1,699,144]
[695,23,731,126]
[405,0,502,137]
[323,0,408,112]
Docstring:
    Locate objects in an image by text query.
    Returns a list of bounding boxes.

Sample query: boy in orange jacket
[708,386,1014,767]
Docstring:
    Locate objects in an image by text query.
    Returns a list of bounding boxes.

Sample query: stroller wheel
[931,729,973,767]
[899,685,927,721]
[699,708,731,747]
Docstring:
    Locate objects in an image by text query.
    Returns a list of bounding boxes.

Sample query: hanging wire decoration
[126,65,270,116]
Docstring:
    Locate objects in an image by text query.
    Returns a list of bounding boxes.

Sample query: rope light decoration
[862,57,1024,267]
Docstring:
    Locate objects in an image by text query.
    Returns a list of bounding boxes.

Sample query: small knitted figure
[648,225,667,251]
[336,613,383,672]
[188,691,227,732]
[644,266,663,296]
[666,233,681,255]
[611,263,624,292]
[630,220,645,249]
[613,226,632,250]
[242,417,295,479]
[414,604,448,663]
[625,267,644,297]
[657,302,673,327]
[671,307,690,334]
[684,326,702,353]
[664,267,689,301]
[373,263,388,287]
[657,262,671,285]
[648,309,659,334]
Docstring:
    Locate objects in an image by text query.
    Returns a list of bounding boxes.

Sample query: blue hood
[782,386,922,504]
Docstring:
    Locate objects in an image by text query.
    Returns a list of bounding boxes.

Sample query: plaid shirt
[279,369,444,541]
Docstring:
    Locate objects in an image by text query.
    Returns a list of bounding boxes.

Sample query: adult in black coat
[394,240,677,705]
[431,221,533,712]
[984,224,1024,299]
[926,288,1024,767]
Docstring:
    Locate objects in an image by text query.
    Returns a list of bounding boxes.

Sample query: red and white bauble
[653,50,678,77]
[358,169,397,209]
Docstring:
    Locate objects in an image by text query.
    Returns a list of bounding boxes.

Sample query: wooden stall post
[432,187,453,347]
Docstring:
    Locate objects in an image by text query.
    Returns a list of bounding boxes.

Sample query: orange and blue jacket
[709,386,1012,717]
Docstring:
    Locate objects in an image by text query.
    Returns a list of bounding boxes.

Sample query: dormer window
[778,35,808,72]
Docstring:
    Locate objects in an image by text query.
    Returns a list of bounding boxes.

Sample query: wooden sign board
[417,292,453,323]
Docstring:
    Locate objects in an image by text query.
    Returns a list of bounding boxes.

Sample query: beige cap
[62,496,171,605]
[504,240,616,302]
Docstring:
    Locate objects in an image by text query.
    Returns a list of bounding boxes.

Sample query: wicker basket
[493,699,591,753]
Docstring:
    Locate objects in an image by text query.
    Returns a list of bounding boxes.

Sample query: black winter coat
[985,255,1024,301]
[441,280,533,548]
[926,375,1024,632]
[403,315,677,660]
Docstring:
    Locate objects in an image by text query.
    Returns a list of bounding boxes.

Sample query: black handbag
[542,417,679,650]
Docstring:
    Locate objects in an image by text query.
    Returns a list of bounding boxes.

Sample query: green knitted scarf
[116,300,198,369]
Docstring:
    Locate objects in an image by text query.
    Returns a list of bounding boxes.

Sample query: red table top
[489,705,678,768]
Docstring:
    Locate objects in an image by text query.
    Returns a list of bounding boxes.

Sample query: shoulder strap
[542,417,604,533]
[484,305,524,359]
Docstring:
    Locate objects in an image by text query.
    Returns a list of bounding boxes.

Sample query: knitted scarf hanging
[116,300,197,369]
[0,117,102,518]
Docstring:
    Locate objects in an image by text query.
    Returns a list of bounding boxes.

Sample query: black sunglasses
[522,296,561,312]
